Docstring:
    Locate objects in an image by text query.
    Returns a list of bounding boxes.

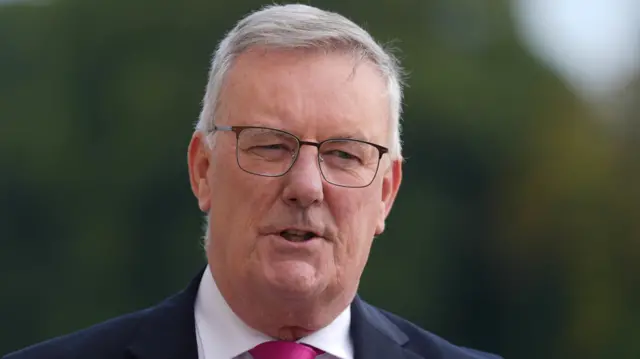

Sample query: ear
[375,159,402,235]
[187,132,212,212]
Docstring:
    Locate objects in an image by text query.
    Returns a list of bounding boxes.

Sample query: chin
[261,261,325,298]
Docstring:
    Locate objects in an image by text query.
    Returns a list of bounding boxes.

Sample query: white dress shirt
[194,266,354,359]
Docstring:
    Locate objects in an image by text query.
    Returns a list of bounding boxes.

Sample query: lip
[263,233,325,250]
[279,227,321,236]
[261,225,327,240]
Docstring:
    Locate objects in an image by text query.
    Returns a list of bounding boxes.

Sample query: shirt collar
[298,305,352,358]
[194,265,353,359]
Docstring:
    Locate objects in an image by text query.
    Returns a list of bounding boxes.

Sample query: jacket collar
[350,296,428,359]
[126,267,204,359]
[126,267,427,359]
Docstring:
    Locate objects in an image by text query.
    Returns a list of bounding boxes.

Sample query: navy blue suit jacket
[4,270,502,359]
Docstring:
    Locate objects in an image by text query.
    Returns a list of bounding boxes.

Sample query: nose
[281,146,324,208]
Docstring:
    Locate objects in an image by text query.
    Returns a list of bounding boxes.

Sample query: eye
[324,150,363,166]
[247,143,294,160]
[255,144,288,150]
[329,150,358,160]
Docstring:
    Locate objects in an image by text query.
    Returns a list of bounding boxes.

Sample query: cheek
[209,162,282,253]
[330,189,379,265]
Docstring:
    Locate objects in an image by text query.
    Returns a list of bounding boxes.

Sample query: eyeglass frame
[208,125,389,188]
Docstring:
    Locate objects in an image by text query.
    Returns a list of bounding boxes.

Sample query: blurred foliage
[1,0,638,358]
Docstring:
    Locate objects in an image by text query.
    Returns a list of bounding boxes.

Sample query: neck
[210,267,356,340]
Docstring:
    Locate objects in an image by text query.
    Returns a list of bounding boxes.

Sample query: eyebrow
[327,130,369,142]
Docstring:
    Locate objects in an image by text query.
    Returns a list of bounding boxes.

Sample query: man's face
[189,48,402,306]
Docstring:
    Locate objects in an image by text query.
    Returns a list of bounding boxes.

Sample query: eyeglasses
[209,125,388,188]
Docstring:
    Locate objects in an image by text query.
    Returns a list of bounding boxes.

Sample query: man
[4,4,501,359]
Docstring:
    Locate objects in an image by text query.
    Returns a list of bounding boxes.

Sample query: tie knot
[249,341,324,359]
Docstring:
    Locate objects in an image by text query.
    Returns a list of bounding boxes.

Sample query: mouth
[279,229,320,243]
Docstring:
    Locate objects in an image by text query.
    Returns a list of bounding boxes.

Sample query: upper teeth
[281,230,316,241]
[284,230,311,236]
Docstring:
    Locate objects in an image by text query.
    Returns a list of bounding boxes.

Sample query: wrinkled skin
[188,47,402,340]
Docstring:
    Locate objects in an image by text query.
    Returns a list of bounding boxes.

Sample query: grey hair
[195,3,405,159]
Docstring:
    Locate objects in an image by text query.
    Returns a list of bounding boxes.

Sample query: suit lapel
[350,296,425,359]
[126,268,205,359]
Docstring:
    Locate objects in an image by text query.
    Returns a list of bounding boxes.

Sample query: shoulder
[4,269,202,359]
[373,304,503,359]
[3,270,202,359]
[3,308,150,359]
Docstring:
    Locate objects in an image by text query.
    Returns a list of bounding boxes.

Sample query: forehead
[217,47,390,142]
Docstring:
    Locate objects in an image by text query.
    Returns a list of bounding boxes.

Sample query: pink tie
[249,341,324,359]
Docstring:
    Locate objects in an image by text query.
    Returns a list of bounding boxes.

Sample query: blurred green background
[1,0,639,358]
